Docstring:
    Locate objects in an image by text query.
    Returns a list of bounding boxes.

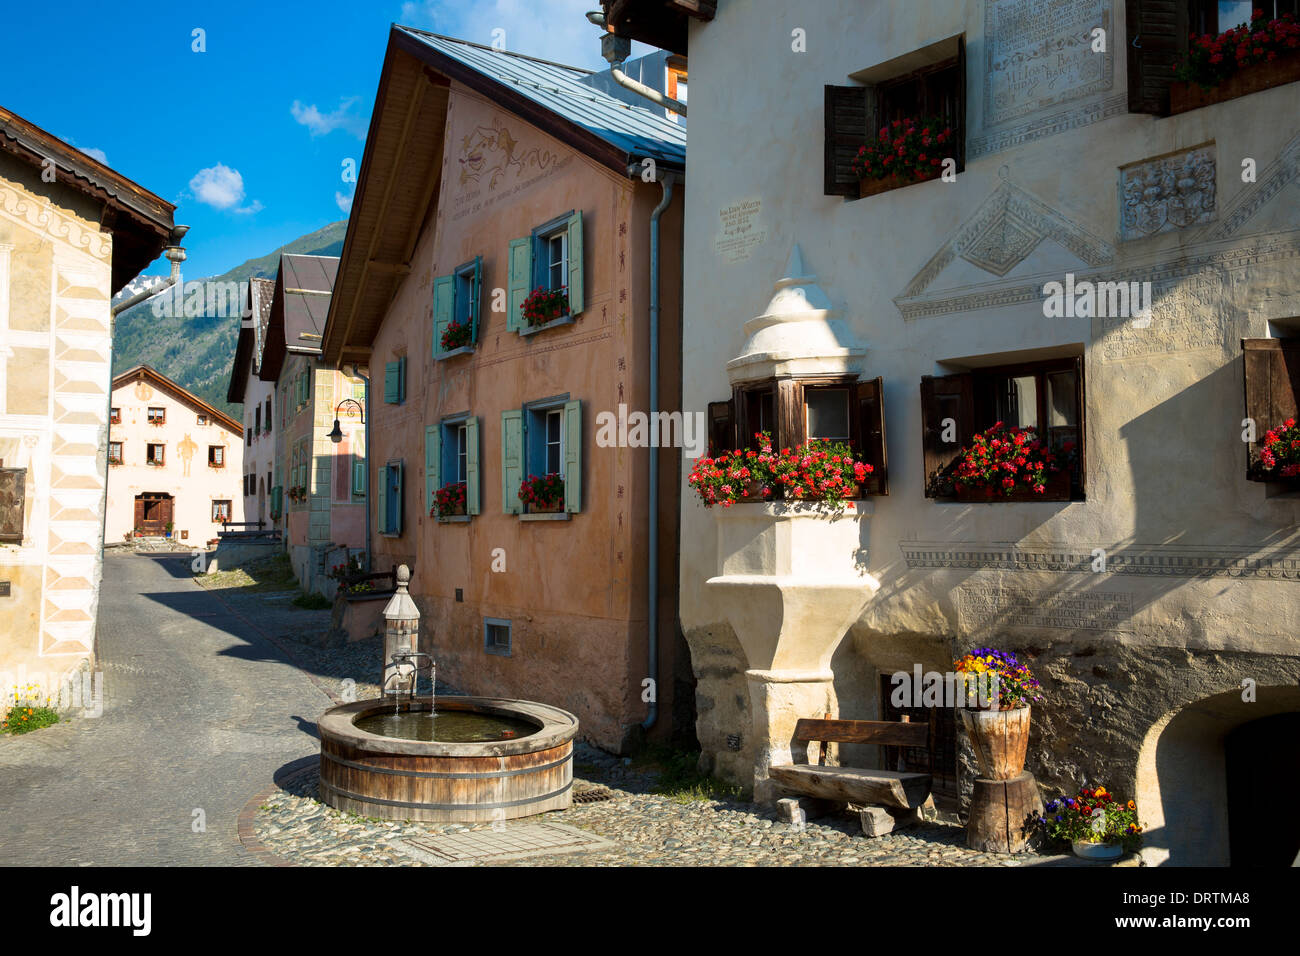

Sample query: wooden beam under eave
[366,261,412,276]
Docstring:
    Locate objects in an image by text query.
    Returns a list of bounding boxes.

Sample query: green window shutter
[567,210,584,316]
[398,356,406,403]
[507,237,532,334]
[501,409,523,514]
[352,459,366,497]
[433,274,454,357]
[393,461,404,535]
[377,464,388,533]
[564,399,582,513]
[470,255,483,343]
[466,416,481,515]
[425,424,441,515]
[384,362,399,404]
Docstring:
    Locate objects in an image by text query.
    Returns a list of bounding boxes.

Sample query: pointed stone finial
[384,564,419,621]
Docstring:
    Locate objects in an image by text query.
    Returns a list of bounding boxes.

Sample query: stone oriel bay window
[921,355,1085,501]
[824,34,966,198]
[433,256,483,358]
[501,398,582,515]
[425,415,481,519]
[1241,336,1300,482]
[507,211,585,335]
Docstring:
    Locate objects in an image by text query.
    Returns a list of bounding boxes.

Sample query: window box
[518,315,575,336]
[953,467,1071,503]
[859,168,942,198]
[1170,48,1300,113]
[436,344,475,360]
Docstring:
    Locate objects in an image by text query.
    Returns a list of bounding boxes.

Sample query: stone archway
[1136,686,1300,865]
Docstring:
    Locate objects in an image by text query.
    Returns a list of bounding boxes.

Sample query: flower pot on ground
[1039,786,1143,858]
[518,473,565,513]
[1071,840,1124,861]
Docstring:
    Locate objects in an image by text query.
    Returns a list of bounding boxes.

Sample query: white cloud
[398,0,645,71]
[189,163,262,214]
[80,146,109,164]
[335,190,353,213]
[291,97,367,139]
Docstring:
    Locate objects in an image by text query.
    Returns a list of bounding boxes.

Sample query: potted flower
[951,422,1069,501]
[852,116,953,198]
[440,318,472,352]
[520,286,569,328]
[164,521,174,539]
[1250,416,1300,483]
[1039,787,1143,860]
[1171,10,1300,114]
[688,431,872,509]
[518,473,565,513]
[954,647,1042,780]
[431,480,468,517]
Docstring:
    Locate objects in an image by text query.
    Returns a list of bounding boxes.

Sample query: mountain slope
[111,220,347,419]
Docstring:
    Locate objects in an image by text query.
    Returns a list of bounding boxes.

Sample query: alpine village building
[0,104,179,694]
[319,28,689,752]
[228,277,276,528]
[600,0,1300,865]
[106,365,244,544]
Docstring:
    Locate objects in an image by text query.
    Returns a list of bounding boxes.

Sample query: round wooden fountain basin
[317,696,578,822]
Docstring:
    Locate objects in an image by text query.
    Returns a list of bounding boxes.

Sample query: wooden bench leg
[776,796,839,825]
[859,804,925,837]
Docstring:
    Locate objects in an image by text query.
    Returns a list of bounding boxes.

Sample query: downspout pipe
[611,61,687,117]
[642,170,674,733]
[357,367,372,572]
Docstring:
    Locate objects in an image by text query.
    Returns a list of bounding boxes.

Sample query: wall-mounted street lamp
[327,398,365,443]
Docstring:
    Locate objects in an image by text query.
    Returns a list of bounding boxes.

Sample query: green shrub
[293,592,332,610]
[3,705,60,735]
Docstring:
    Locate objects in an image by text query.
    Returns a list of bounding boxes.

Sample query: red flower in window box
[518,473,564,512]
[852,116,952,194]
[951,423,1065,499]
[520,287,569,328]
[688,431,871,509]
[1173,11,1300,106]
[1254,417,1300,479]
[440,319,472,351]
[431,480,468,517]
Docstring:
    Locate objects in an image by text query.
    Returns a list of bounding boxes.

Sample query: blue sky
[3,0,639,280]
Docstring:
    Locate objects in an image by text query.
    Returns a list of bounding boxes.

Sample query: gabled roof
[259,254,338,382]
[226,277,277,404]
[0,104,178,294]
[321,26,689,365]
[113,365,243,436]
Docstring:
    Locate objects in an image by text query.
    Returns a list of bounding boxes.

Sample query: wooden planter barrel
[318,696,578,823]
[960,706,1031,780]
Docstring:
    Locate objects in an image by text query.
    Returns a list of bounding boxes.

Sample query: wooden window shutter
[856,377,889,495]
[567,211,585,316]
[778,379,805,448]
[424,424,440,514]
[352,459,366,497]
[1243,339,1300,475]
[501,409,524,514]
[955,34,967,172]
[465,416,481,515]
[919,373,974,497]
[707,399,735,454]
[377,465,389,532]
[507,237,532,333]
[564,399,582,513]
[1126,0,1186,115]
[470,255,483,343]
[432,275,454,356]
[392,461,404,535]
[0,467,27,543]
[384,362,399,404]
[824,85,871,197]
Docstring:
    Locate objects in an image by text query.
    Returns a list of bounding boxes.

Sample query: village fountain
[316,566,579,822]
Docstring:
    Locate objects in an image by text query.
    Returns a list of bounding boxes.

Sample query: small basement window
[484,618,512,657]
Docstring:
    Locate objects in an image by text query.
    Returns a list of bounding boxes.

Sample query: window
[377,460,404,535]
[667,60,687,122]
[108,442,123,465]
[433,257,483,357]
[254,406,261,435]
[500,400,582,514]
[1242,337,1300,481]
[208,445,224,467]
[110,407,121,424]
[506,211,585,334]
[1191,0,1296,33]
[484,618,512,657]
[264,397,272,432]
[146,443,165,466]
[920,356,1084,500]
[710,377,890,495]
[0,467,27,543]
[825,36,965,197]
[147,407,165,425]
[425,417,481,517]
[383,357,406,404]
[211,500,232,523]
[197,414,208,425]
[352,430,367,499]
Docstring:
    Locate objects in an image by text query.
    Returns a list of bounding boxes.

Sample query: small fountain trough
[317,566,579,822]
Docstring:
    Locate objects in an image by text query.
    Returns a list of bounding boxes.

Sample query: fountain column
[383,565,420,698]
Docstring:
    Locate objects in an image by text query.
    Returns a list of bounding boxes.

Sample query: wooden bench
[769,715,936,835]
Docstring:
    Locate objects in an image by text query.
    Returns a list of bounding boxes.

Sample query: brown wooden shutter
[0,467,26,543]
[856,377,889,495]
[955,35,967,172]
[1073,355,1087,496]
[825,85,870,197]
[707,399,735,454]
[920,373,974,497]
[778,379,804,448]
[1242,339,1300,476]
[1126,0,1186,115]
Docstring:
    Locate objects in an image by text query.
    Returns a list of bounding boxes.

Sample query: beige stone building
[603,0,1300,865]
[106,365,243,545]
[0,104,177,692]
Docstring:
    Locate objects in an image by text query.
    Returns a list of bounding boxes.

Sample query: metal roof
[395,27,686,169]
[280,254,338,349]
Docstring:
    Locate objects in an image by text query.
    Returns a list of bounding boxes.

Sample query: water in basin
[354,708,538,742]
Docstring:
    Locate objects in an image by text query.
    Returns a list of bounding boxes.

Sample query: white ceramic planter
[1072,840,1124,861]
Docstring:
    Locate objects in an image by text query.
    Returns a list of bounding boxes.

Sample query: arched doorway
[1226,712,1300,866]
[1137,687,1300,865]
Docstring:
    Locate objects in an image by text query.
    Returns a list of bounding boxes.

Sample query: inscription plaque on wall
[1096,271,1235,362]
[714,198,766,263]
[960,585,1133,631]
[984,0,1114,127]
